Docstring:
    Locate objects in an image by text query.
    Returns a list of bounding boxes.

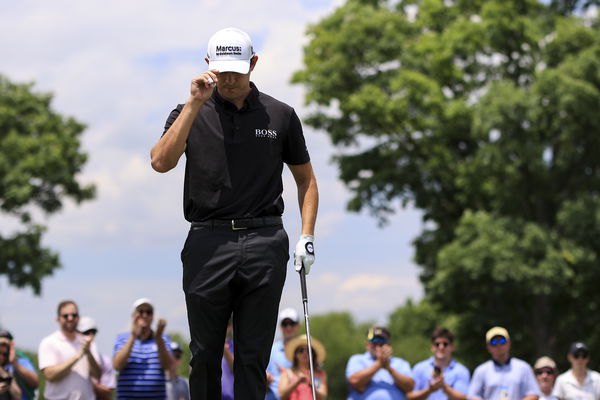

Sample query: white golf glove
[294,234,315,274]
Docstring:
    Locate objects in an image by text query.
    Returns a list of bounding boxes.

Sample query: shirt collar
[429,356,456,369]
[492,356,512,367]
[212,82,261,111]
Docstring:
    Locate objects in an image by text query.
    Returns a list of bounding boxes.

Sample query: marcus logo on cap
[207,28,255,74]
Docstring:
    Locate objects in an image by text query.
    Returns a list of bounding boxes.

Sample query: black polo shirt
[162,83,310,222]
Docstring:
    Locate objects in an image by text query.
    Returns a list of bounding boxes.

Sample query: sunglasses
[296,347,308,354]
[82,329,97,336]
[535,368,555,376]
[573,352,589,359]
[433,341,450,348]
[489,337,508,346]
[137,309,153,316]
[370,337,389,346]
[281,320,297,328]
[61,313,79,320]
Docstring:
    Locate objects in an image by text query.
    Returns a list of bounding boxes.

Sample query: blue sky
[0,0,423,356]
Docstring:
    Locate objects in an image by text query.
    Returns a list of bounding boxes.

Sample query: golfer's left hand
[294,234,315,274]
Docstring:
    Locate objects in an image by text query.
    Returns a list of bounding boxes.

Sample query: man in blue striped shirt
[113,298,174,399]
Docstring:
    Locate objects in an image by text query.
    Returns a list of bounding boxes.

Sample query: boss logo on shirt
[255,129,278,139]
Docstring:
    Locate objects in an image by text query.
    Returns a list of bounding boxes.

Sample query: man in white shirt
[38,300,101,400]
[553,342,600,400]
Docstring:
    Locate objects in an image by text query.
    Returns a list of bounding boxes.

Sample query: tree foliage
[0,74,95,294]
[294,0,600,362]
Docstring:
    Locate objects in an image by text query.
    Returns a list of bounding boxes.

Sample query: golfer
[150,27,318,400]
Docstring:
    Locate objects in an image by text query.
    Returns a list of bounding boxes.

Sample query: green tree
[0,74,95,294]
[294,0,600,362]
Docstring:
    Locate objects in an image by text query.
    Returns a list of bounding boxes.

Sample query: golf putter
[299,262,317,400]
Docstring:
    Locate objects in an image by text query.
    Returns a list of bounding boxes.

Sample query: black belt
[191,216,283,231]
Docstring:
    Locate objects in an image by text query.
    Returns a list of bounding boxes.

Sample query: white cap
[207,28,255,74]
[132,298,153,312]
[279,308,299,323]
[78,316,97,332]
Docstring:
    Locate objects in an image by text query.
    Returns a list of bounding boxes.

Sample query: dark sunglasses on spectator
[489,337,508,346]
[573,351,589,359]
[296,347,307,354]
[281,320,297,328]
[138,309,153,315]
[61,313,79,319]
[535,368,555,375]
[434,341,450,348]
[82,329,97,336]
[370,336,388,346]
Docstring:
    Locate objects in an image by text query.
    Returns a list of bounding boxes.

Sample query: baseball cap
[132,298,153,312]
[569,341,589,355]
[78,316,97,333]
[534,356,557,370]
[170,341,182,352]
[485,326,510,343]
[207,28,255,74]
[367,326,391,342]
[279,308,299,324]
[0,330,13,340]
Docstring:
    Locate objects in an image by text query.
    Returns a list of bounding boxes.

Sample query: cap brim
[208,59,251,74]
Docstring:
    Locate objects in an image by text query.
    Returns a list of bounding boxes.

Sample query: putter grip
[299,263,309,301]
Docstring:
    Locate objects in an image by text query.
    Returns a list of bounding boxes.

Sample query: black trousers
[181,224,289,400]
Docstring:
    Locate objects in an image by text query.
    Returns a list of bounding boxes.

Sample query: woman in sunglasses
[279,335,328,400]
[552,342,600,400]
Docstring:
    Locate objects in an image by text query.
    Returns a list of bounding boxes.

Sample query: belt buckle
[231,219,248,231]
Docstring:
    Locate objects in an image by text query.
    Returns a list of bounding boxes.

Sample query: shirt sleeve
[391,358,413,378]
[345,354,364,379]
[551,375,563,398]
[37,337,57,370]
[282,109,310,165]
[113,333,128,357]
[453,364,471,395]
[412,362,428,391]
[467,365,484,399]
[162,104,184,135]
[17,356,36,373]
[522,364,541,396]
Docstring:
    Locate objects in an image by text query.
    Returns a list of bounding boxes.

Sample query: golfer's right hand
[190,70,218,102]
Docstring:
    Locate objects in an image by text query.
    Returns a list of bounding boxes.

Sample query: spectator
[78,316,116,400]
[0,340,21,400]
[266,308,301,399]
[113,298,174,400]
[166,342,190,400]
[0,330,38,400]
[409,327,470,400]
[222,318,234,400]
[552,342,600,400]
[278,334,327,400]
[38,300,101,400]
[346,326,415,400]
[468,326,539,400]
[533,357,557,400]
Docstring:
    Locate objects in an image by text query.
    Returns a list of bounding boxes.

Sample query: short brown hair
[57,300,78,316]
[431,327,454,343]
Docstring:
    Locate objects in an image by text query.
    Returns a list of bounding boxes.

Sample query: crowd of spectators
[1,302,599,400]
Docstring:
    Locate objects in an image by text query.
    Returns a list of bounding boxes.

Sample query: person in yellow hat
[278,335,328,400]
